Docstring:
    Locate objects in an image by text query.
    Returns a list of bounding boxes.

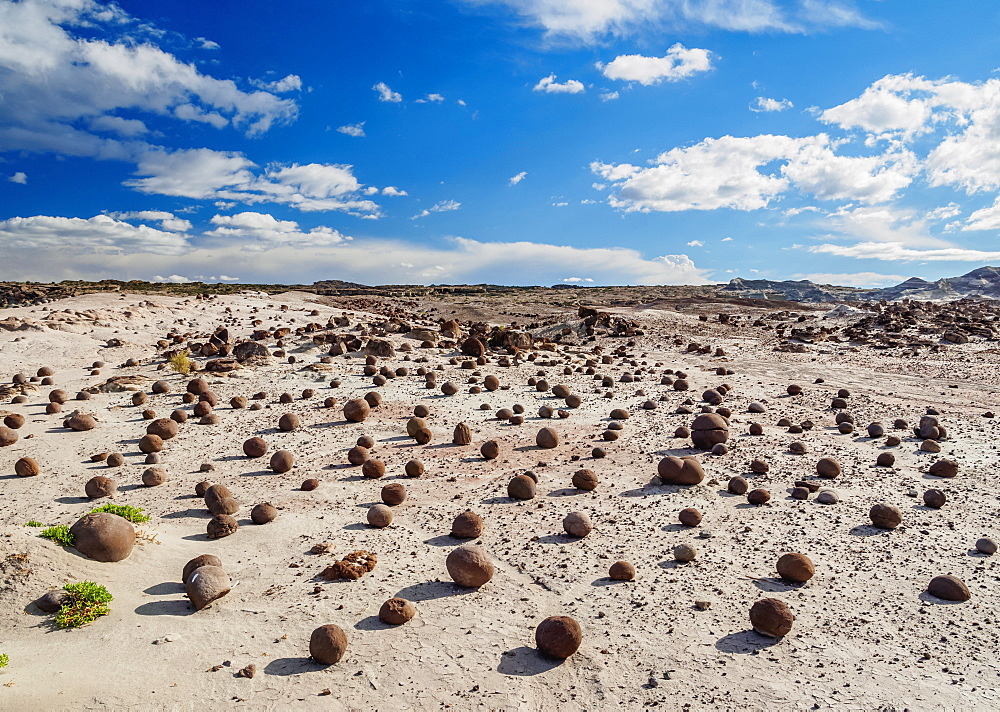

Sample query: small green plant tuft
[25,520,45,527]
[55,581,112,629]
[39,525,74,547]
[0,653,8,668]
[168,349,193,375]
[90,503,150,524]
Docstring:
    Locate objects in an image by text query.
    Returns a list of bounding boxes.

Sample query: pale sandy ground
[0,291,998,711]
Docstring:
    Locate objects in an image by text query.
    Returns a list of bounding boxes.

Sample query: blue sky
[2,0,1000,287]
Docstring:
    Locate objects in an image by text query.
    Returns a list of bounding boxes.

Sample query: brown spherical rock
[85,475,116,499]
[195,480,212,497]
[65,414,98,432]
[749,598,794,637]
[381,482,407,505]
[4,413,25,429]
[367,504,393,528]
[870,502,902,529]
[403,459,424,478]
[816,457,841,478]
[506,474,536,500]
[928,459,959,478]
[563,511,592,537]
[185,565,231,610]
[609,561,635,581]
[673,543,697,562]
[446,544,494,587]
[69,512,135,562]
[876,452,896,467]
[138,433,164,454]
[749,459,770,474]
[451,510,484,539]
[480,440,500,460]
[535,616,582,659]
[776,553,815,582]
[310,624,348,665]
[572,469,598,491]
[243,437,268,458]
[343,398,371,423]
[301,478,320,491]
[204,484,238,515]
[975,537,997,555]
[728,476,749,495]
[347,446,369,466]
[207,514,238,539]
[691,413,729,450]
[15,457,39,477]
[406,416,428,437]
[278,413,300,431]
[270,450,294,473]
[379,597,416,625]
[251,502,278,524]
[927,574,971,602]
[362,459,386,479]
[536,427,559,449]
[183,554,222,583]
[105,452,124,468]
[923,489,946,508]
[657,456,705,486]
[747,488,771,505]
[141,467,168,486]
[678,507,702,527]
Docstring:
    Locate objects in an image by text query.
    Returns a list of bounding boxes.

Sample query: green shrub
[90,504,150,524]
[39,525,74,547]
[25,520,45,527]
[55,581,113,628]
[0,653,8,668]
[168,349,192,375]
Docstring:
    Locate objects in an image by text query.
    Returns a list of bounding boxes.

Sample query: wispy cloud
[373,82,402,102]
[533,74,585,94]
[411,199,462,219]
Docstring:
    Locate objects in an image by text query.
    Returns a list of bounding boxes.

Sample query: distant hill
[720,267,1000,303]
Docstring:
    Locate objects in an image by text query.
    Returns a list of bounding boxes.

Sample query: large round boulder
[69,512,135,562]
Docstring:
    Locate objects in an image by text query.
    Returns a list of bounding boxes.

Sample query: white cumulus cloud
[597,43,712,85]
[533,74,585,94]
[373,81,402,102]
[751,97,793,112]
[509,171,528,185]
[337,122,365,137]
[8,171,27,184]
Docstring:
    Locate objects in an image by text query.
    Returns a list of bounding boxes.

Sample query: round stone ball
[451,510,484,539]
[310,624,348,665]
[141,467,168,487]
[870,502,902,529]
[790,486,810,500]
[69,512,135,562]
[15,457,39,477]
[747,489,771,505]
[4,413,25,429]
[170,409,188,423]
[885,435,902,447]
[816,489,840,505]
[750,598,794,638]
[929,459,959,478]
[301,478,320,491]
[46,402,62,415]
[106,452,124,468]
[446,544,494,587]
[572,469,598,491]
[381,482,406,505]
[920,439,941,453]
[678,508,702,527]
[85,475,116,499]
[343,399,371,423]
[138,434,164,454]
[975,537,997,555]
[367,504,393,528]
[867,422,885,438]
[356,435,375,449]
[480,440,500,460]
[536,427,559,449]
[563,511,592,537]
[923,489,946,508]
[207,514,239,539]
[507,474,536,500]
[243,437,268,458]
[816,457,841,478]
[362,459,386,479]
[657,456,705,486]
[192,401,213,418]
[347,446,369,466]
[787,384,803,396]
[278,413,300,431]
[592,447,606,459]
[750,459,770,474]
[535,616,582,659]
[251,502,278,524]
[789,441,807,455]
[379,598,416,625]
[413,404,431,418]
[183,554,222,584]
[185,565,231,611]
[404,459,424,478]
[927,574,971,602]
[776,553,814,582]
[609,561,635,581]
[673,543,697,562]
[728,476,749,495]
[269,450,294,473]
[876,452,895,467]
